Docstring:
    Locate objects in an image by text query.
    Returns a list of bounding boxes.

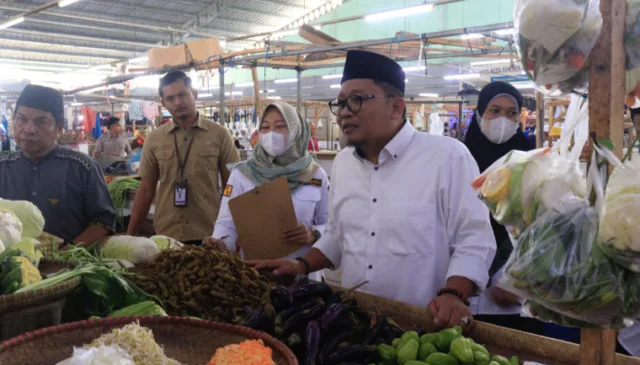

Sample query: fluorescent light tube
[330,84,341,89]
[58,0,83,7]
[0,16,24,30]
[470,59,515,66]
[512,82,535,89]
[199,93,213,98]
[322,74,342,80]
[364,4,434,22]
[269,96,282,100]
[403,66,426,72]
[128,56,148,63]
[444,73,481,80]
[419,93,439,97]
[460,33,484,40]
[235,82,255,87]
[225,91,243,96]
[274,78,298,84]
[262,89,276,93]
[495,29,516,36]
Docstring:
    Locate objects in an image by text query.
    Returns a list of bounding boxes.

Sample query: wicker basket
[0,316,299,365]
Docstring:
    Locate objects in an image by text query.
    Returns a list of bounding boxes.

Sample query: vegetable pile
[207,339,276,365]
[107,178,140,227]
[0,248,42,295]
[377,326,521,365]
[129,246,270,323]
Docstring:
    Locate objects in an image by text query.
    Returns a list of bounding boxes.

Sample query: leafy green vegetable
[0,199,45,239]
[107,178,140,227]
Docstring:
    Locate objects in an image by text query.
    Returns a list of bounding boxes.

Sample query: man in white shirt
[250,50,496,330]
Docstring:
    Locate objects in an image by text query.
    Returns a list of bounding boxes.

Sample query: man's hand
[246,259,306,277]
[203,236,227,250]
[283,225,314,246]
[427,294,473,331]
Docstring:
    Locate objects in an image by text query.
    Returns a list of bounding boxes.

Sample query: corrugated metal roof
[0,0,332,69]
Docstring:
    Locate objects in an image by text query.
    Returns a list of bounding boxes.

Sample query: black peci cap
[341,50,406,94]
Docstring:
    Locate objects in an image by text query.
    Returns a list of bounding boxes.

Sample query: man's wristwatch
[311,229,321,243]
[295,257,311,275]
[437,288,470,306]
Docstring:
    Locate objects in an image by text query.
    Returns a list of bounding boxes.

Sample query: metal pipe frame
[219,59,226,125]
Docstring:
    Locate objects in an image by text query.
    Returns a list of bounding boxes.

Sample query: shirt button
[374,167,379,171]
[31,191,36,196]
[368,265,373,269]
[373,198,377,203]
[32,167,37,171]
[371,232,375,237]
[394,154,397,158]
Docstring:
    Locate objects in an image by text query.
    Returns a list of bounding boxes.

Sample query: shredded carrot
[207,339,276,365]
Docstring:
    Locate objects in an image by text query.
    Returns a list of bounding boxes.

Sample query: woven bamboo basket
[0,260,80,314]
[0,316,298,365]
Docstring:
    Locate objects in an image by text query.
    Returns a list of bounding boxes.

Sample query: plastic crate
[0,298,65,340]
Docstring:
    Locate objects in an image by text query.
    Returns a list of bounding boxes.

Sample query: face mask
[259,131,289,157]
[478,113,519,144]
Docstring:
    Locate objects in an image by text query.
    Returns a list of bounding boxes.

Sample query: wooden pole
[251,66,261,116]
[535,92,545,148]
[581,0,626,364]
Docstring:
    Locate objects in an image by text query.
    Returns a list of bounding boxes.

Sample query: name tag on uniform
[174,181,188,207]
[223,185,233,197]
[308,178,322,187]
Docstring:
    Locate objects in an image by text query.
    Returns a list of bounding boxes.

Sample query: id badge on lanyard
[174,132,195,207]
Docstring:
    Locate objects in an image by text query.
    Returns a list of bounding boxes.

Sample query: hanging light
[309,13,316,21]
[303,15,310,23]
[314,9,321,17]
[320,6,327,14]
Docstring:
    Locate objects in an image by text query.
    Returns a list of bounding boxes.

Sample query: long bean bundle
[108,178,140,227]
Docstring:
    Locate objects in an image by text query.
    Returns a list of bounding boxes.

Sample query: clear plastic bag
[498,199,628,327]
[472,148,585,235]
[515,0,602,95]
[599,158,640,272]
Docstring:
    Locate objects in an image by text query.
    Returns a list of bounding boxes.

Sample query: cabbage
[0,199,44,239]
[102,236,159,264]
[150,235,183,251]
[12,237,41,265]
[0,209,23,248]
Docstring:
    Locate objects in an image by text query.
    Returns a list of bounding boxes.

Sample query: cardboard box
[148,38,222,69]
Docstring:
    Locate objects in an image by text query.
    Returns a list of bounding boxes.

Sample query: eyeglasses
[328,95,378,116]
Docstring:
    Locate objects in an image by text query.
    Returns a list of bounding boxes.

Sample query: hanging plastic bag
[498,149,628,328]
[56,345,135,365]
[515,0,602,95]
[471,148,585,235]
[599,156,640,272]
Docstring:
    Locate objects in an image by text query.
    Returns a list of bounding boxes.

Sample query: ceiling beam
[83,0,198,19]
[182,0,230,30]
[4,28,156,48]
[227,6,290,21]
[26,18,163,40]
[0,44,126,60]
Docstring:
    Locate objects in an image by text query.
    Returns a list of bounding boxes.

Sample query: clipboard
[228,176,298,260]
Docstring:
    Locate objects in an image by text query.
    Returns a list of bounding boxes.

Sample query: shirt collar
[168,113,207,132]
[353,122,416,163]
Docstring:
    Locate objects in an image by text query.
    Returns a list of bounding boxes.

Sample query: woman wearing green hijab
[209,102,329,280]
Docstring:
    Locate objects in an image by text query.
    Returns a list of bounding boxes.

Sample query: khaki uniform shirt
[138,116,240,242]
[94,134,132,158]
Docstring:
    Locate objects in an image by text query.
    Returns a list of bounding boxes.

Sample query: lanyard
[173,130,195,181]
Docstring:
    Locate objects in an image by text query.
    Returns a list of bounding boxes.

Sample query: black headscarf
[15,85,65,128]
[463,82,533,277]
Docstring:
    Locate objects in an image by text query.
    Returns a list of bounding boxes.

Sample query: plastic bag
[498,199,627,327]
[599,157,640,272]
[625,0,640,104]
[471,148,585,235]
[56,345,135,365]
[523,301,628,328]
[515,0,602,95]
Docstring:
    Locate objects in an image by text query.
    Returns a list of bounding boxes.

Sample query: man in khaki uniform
[127,71,240,245]
[93,117,132,158]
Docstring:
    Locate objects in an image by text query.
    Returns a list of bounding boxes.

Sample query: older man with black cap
[251,50,496,331]
[93,117,132,159]
[0,85,116,245]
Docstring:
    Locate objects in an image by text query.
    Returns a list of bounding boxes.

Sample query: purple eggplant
[277,301,326,336]
[276,298,320,327]
[317,330,355,365]
[305,320,321,365]
[242,306,264,329]
[288,274,311,292]
[327,344,366,364]
[319,303,350,330]
[271,285,294,310]
[291,283,334,302]
[361,314,386,345]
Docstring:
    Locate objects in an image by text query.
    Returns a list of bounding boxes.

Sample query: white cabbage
[0,199,45,239]
[0,209,23,248]
[101,236,158,264]
[150,235,183,251]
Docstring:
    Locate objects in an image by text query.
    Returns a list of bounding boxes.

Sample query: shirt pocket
[155,149,174,181]
[292,185,321,225]
[194,146,220,176]
[387,203,437,257]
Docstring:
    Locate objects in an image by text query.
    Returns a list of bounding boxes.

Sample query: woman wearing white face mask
[463,82,541,335]
[207,102,329,281]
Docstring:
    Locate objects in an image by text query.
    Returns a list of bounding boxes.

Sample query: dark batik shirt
[0,145,116,242]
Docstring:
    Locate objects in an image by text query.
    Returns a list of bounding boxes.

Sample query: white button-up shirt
[619,324,640,356]
[314,122,496,307]
[213,168,330,262]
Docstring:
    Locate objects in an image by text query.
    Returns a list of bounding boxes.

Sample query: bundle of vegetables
[598,157,640,272]
[514,0,602,94]
[498,199,629,327]
[20,245,154,320]
[0,248,42,295]
[377,326,520,365]
[242,275,405,365]
[56,321,182,365]
[108,301,168,318]
[472,148,585,236]
[128,246,270,323]
[107,178,140,227]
